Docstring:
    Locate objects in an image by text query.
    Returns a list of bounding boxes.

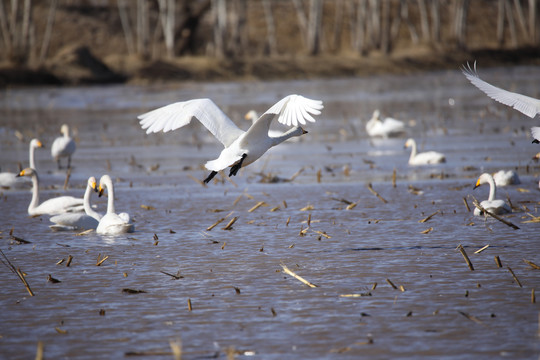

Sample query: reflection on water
[1,67,539,359]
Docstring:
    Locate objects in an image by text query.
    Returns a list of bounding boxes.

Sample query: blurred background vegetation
[1,0,539,86]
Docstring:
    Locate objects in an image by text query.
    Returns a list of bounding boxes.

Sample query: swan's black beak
[473,179,481,190]
[302,128,308,135]
[98,185,104,197]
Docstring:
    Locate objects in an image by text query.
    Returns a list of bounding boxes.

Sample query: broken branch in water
[367,183,387,204]
[0,248,34,296]
[471,197,519,230]
[281,264,318,288]
[419,210,439,223]
[507,266,523,287]
[457,244,474,271]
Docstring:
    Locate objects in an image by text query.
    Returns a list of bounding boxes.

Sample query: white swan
[462,62,540,143]
[0,138,43,189]
[366,110,405,138]
[96,174,134,235]
[17,168,85,216]
[49,177,101,231]
[404,138,446,165]
[473,173,511,216]
[492,170,520,187]
[51,124,76,169]
[139,94,323,183]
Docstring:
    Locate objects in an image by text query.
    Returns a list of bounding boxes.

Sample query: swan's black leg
[229,154,247,177]
[203,171,218,184]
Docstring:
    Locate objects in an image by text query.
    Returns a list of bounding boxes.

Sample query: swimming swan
[492,170,520,187]
[96,174,134,235]
[462,62,540,143]
[366,110,405,138]
[51,124,76,169]
[139,94,323,183]
[0,138,43,189]
[49,177,101,231]
[404,138,446,165]
[17,168,85,216]
[473,173,511,216]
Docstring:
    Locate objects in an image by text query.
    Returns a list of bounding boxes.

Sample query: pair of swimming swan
[139,94,324,183]
[0,138,43,189]
[17,169,133,234]
[473,172,511,216]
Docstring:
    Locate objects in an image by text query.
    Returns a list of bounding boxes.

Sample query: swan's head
[404,138,415,149]
[60,124,70,136]
[30,139,43,149]
[16,167,35,177]
[98,175,112,197]
[474,173,492,189]
[244,110,258,123]
[372,109,381,120]
[88,176,99,193]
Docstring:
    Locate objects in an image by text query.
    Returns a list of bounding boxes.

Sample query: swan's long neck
[408,140,417,161]
[270,127,304,147]
[84,185,101,221]
[104,177,116,214]
[28,172,40,213]
[29,143,36,170]
[486,175,496,201]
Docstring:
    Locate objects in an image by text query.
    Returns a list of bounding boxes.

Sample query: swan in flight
[366,110,405,138]
[492,170,520,187]
[51,124,76,169]
[17,168,85,216]
[473,173,511,216]
[96,174,134,235]
[462,62,540,143]
[0,138,43,189]
[404,138,446,165]
[49,177,101,231]
[139,94,323,183]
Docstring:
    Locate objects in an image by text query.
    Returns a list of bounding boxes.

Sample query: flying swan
[404,138,446,165]
[138,94,323,183]
[461,62,540,143]
[366,110,406,138]
[49,177,101,231]
[473,172,511,216]
[17,168,85,216]
[96,174,134,235]
[0,138,43,189]
[51,124,76,169]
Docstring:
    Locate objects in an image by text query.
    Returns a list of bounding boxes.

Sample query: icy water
[1,66,539,359]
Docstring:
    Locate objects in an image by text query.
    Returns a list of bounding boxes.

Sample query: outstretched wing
[462,62,540,119]
[138,98,244,147]
[257,94,324,127]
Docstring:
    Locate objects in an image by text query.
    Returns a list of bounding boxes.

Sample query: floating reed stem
[222,217,238,230]
[207,217,226,231]
[494,256,502,268]
[248,201,267,213]
[386,278,398,289]
[419,211,439,223]
[367,183,387,203]
[66,255,73,267]
[281,264,318,288]
[188,174,205,186]
[463,197,470,212]
[457,244,474,271]
[187,298,192,311]
[474,245,489,254]
[532,289,536,304]
[392,168,396,188]
[0,248,34,296]
[96,255,109,266]
[523,259,540,269]
[507,266,522,287]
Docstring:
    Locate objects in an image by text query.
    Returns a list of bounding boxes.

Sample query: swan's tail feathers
[203,171,218,184]
[265,95,324,127]
[532,127,540,143]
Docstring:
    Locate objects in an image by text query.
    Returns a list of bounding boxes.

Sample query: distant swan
[473,172,511,216]
[492,170,520,187]
[0,138,43,189]
[49,177,101,231]
[96,174,134,235]
[366,110,405,138]
[404,138,446,165]
[17,168,85,216]
[51,124,76,169]
[462,62,540,143]
[139,94,323,183]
